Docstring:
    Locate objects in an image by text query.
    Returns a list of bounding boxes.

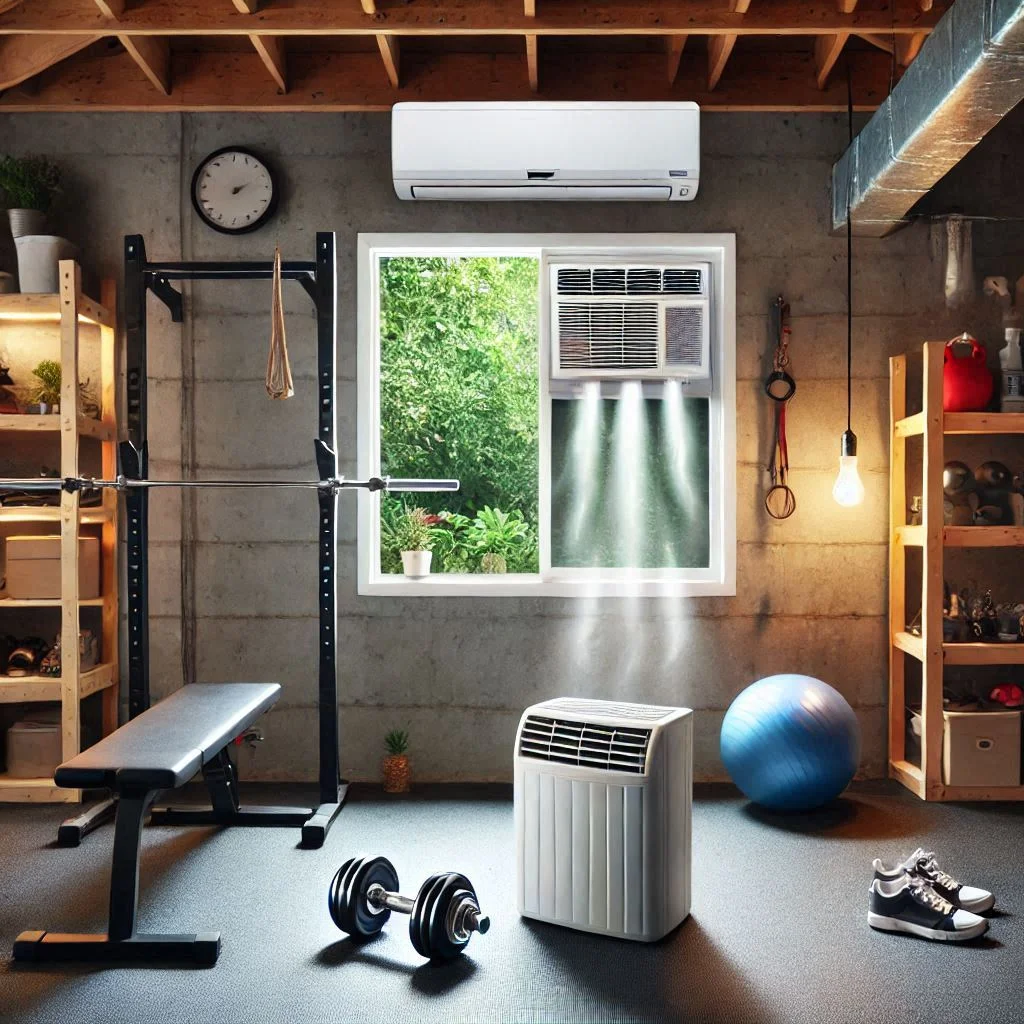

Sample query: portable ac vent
[551,263,711,380]
[515,697,693,942]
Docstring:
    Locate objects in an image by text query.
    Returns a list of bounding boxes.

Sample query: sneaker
[873,848,995,914]
[868,876,989,942]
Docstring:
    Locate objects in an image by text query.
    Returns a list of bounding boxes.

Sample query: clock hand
[231,183,248,195]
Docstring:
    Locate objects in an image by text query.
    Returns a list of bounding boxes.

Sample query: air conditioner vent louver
[557,266,703,296]
[542,698,677,722]
[557,303,659,370]
[665,306,705,367]
[518,715,652,774]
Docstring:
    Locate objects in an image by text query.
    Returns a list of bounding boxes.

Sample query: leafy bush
[31,360,61,406]
[0,156,61,212]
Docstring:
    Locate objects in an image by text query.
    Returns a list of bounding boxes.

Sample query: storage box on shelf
[890,342,1024,802]
[0,262,118,803]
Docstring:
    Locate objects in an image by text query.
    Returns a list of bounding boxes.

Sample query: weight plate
[410,872,449,959]
[411,872,477,960]
[328,856,399,938]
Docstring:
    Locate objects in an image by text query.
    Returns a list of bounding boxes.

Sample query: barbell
[0,474,459,495]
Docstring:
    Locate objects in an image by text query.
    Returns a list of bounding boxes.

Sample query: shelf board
[0,774,77,803]
[0,596,105,607]
[943,642,1024,665]
[889,759,925,797]
[0,663,115,704]
[0,505,111,524]
[893,631,925,660]
[895,525,924,546]
[894,412,925,437]
[894,525,1024,547]
[0,414,114,441]
[932,783,1024,801]
[0,291,113,328]
[944,412,1024,434]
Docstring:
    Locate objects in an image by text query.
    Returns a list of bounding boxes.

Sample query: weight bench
[14,682,281,966]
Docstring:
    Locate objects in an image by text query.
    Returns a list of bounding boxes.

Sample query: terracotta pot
[401,549,432,578]
[7,209,47,239]
[382,754,410,794]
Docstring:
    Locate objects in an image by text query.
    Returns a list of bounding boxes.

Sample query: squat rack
[41,233,456,849]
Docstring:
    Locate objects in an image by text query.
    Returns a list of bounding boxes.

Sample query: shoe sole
[868,912,988,942]
[958,894,995,914]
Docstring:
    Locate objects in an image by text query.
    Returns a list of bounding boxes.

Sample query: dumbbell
[328,856,489,960]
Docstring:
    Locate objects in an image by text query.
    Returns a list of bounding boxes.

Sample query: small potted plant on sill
[382,729,410,794]
[0,155,60,238]
[396,505,436,578]
[30,359,61,415]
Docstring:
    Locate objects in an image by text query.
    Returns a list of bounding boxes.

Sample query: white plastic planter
[14,235,79,294]
[401,550,432,578]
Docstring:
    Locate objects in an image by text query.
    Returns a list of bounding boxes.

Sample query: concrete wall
[0,111,980,782]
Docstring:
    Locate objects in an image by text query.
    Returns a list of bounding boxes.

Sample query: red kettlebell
[943,333,993,412]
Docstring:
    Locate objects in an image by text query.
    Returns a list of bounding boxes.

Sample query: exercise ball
[720,674,860,812]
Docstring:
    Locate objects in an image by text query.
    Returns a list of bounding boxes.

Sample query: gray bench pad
[54,682,281,791]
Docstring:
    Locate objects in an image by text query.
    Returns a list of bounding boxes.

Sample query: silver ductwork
[832,0,1024,237]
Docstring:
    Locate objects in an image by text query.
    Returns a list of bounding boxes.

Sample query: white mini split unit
[392,101,700,202]
[550,261,712,381]
[515,698,693,942]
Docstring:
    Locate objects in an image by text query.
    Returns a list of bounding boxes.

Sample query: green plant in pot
[382,729,410,794]
[395,506,436,578]
[0,156,61,238]
[30,359,61,414]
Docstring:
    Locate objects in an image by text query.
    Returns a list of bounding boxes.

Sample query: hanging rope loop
[266,245,295,400]
[765,295,796,520]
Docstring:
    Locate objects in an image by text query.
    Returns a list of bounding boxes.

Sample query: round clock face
[191,147,277,234]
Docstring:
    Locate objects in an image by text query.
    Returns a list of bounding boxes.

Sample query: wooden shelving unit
[890,341,1024,802]
[0,261,118,803]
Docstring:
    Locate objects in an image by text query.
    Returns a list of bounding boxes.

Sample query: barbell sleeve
[0,475,460,494]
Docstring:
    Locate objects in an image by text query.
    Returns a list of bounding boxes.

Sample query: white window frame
[357,233,736,598]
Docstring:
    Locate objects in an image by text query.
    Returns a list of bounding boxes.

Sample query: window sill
[360,574,736,598]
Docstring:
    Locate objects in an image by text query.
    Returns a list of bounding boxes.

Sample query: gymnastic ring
[764,371,796,403]
[764,484,796,520]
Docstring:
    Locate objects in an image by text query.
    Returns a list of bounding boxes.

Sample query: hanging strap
[765,296,796,520]
[266,246,294,400]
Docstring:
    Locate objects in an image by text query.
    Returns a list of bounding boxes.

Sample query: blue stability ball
[720,674,861,812]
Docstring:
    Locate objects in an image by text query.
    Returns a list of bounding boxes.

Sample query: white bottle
[999,328,1024,412]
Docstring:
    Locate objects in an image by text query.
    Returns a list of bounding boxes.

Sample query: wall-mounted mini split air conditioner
[515,697,693,942]
[550,262,712,381]
[392,101,700,202]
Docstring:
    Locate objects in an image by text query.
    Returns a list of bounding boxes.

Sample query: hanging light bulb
[834,58,865,509]
[833,429,865,507]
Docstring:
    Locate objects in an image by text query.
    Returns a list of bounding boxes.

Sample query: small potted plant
[396,506,435,578]
[0,156,61,238]
[31,359,61,415]
[382,729,410,794]
[480,552,507,574]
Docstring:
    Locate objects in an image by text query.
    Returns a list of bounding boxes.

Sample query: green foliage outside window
[378,256,540,574]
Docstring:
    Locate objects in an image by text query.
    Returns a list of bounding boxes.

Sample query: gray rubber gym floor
[0,782,1021,1024]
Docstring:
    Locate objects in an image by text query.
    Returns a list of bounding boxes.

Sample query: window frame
[357,232,736,598]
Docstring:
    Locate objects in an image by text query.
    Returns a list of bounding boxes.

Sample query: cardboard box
[4,718,62,778]
[943,710,1021,788]
[5,535,100,600]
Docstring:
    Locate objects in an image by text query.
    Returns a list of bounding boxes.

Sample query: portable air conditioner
[515,698,693,942]
[550,261,712,380]
[392,101,700,202]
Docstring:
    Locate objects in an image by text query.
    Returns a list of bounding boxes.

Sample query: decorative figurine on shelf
[973,461,1015,526]
[967,590,1000,641]
[943,461,978,526]
[382,729,410,794]
[0,364,18,414]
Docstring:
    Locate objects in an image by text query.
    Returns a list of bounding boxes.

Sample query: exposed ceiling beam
[525,0,536,15]
[836,1,858,12]
[0,0,950,37]
[833,0,1024,235]
[814,32,849,90]
[919,0,933,9]
[895,30,926,65]
[375,32,399,88]
[856,32,894,54]
[359,0,375,13]
[667,35,687,86]
[250,33,286,92]
[525,33,538,91]
[707,35,736,91]
[0,32,100,90]
[232,0,258,12]
[119,34,171,94]
[94,0,124,16]
[0,45,899,112]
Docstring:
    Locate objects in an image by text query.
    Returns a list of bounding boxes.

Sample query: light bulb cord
[846,55,853,436]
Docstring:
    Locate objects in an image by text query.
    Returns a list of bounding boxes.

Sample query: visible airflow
[665,306,705,368]
[557,266,703,297]
[518,715,651,774]
[557,302,658,370]
[541,698,677,722]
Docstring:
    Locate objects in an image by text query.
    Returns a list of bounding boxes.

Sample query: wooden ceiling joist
[666,36,687,87]
[94,0,124,16]
[707,0,749,92]
[0,32,101,91]
[376,33,399,88]
[896,31,927,66]
[526,33,538,92]
[119,35,171,95]
[231,0,259,12]
[250,34,287,92]
[0,47,900,113]
[0,0,950,38]
[525,0,536,15]
[814,33,849,90]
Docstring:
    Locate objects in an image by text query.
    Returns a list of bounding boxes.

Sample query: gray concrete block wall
[1,109,1000,784]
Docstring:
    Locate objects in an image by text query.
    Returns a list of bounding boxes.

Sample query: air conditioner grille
[557,302,658,370]
[518,715,652,773]
[557,266,703,297]
[665,306,705,368]
[541,698,677,722]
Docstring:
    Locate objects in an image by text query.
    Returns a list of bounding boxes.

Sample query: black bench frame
[58,233,346,849]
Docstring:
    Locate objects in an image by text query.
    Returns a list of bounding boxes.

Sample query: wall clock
[190,147,278,234]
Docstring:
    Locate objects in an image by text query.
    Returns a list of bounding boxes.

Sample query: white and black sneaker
[873,848,995,914]
[868,875,988,942]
